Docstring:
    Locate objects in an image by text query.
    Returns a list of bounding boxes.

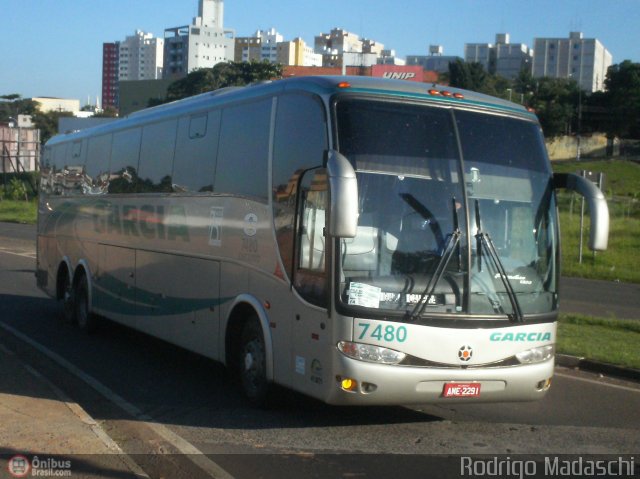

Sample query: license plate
[442,382,481,398]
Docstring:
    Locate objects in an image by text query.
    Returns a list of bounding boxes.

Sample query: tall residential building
[532,32,612,92]
[163,0,235,80]
[235,28,283,63]
[277,38,322,66]
[102,31,163,111]
[465,33,532,80]
[118,31,164,81]
[314,28,385,68]
[102,42,120,110]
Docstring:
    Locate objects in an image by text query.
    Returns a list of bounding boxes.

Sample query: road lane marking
[0,247,36,258]
[555,371,640,393]
[21,363,150,478]
[0,320,236,479]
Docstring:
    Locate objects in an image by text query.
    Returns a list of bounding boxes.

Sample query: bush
[5,178,28,201]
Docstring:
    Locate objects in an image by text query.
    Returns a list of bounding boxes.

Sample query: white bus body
[37,76,608,405]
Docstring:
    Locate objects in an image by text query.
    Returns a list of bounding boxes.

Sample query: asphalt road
[0,223,639,478]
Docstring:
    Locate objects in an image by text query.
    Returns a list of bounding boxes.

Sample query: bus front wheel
[239,319,270,406]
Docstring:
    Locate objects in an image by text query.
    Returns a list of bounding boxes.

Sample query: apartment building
[118,31,164,82]
[314,28,385,68]
[533,32,612,92]
[163,0,235,80]
[102,42,120,110]
[277,38,322,66]
[465,33,532,80]
[235,28,283,63]
[101,30,163,111]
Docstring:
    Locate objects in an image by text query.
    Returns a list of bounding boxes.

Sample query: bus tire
[74,272,98,333]
[59,270,75,324]
[239,318,270,406]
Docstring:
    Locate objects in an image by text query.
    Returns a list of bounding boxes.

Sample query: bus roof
[46,76,534,147]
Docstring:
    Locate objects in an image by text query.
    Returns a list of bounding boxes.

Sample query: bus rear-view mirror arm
[325,150,358,238]
[553,172,609,251]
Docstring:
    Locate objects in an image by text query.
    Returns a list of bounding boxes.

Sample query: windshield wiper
[474,200,524,323]
[408,198,461,320]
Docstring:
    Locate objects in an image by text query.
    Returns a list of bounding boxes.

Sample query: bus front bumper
[325,354,555,406]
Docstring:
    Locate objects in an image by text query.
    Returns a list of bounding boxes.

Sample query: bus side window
[85,134,112,195]
[109,128,141,194]
[215,99,271,200]
[139,119,177,193]
[173,111,220,193]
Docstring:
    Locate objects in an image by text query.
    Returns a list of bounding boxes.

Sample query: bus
[37,76,609,406]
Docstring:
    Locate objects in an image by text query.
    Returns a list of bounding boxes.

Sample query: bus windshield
[335,98,558,320]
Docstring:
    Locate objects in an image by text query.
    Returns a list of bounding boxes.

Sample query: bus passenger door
[291,169,331,398]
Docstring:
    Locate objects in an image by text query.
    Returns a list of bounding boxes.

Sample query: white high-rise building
[164,0,235,79]
[314,28,385,68]
[533,32,612,92]
[118,30,164,81]
[465,33,532,80]
[235,28,283,63]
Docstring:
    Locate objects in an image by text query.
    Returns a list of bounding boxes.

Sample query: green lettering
[515,333,526,341]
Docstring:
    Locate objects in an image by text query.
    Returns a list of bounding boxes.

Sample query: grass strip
[0,200,37,224]
[557,314,640,370]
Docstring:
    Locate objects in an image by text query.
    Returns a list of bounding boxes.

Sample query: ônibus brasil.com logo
[7,455,30,478]
[8,455,72,477]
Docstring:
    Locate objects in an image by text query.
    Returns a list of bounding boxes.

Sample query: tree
[165,61,283,102]
[448,60,488,92]
[602,60,640,139]
[529,77,579,138]
[0,95,39,123]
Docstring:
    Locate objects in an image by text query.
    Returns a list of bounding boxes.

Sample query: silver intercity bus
[37,76,609,405]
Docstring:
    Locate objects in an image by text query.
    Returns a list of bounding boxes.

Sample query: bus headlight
[516,345,554,364]
[338,341,406,364]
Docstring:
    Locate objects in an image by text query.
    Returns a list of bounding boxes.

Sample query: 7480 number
[357,322,407,343]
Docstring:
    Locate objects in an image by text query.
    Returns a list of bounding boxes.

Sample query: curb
[556,353,640,383]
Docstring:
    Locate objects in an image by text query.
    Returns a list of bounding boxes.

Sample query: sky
[1,0,638,104]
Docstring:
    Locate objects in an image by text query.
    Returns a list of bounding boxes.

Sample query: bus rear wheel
[74,273,98,333]
[60,272,75,324]
[239,319,270,406]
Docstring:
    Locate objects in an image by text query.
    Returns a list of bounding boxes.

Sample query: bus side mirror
[326,150,358,238]
[553,172,609,251]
